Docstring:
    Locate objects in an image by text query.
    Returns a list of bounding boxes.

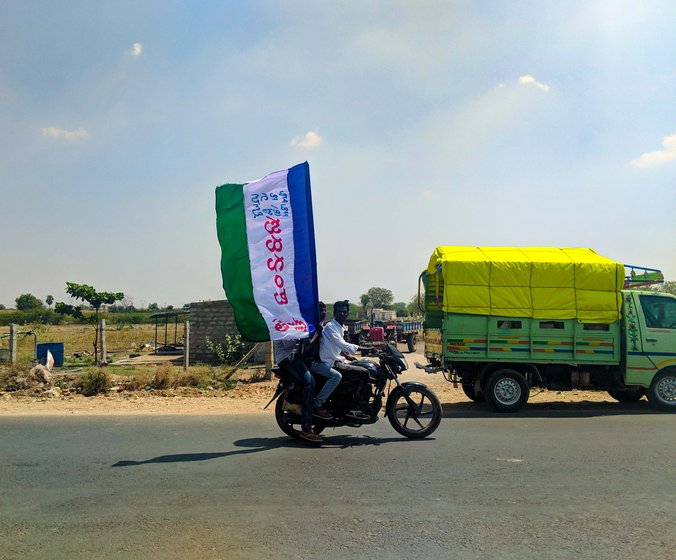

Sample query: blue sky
[1,0,675,309]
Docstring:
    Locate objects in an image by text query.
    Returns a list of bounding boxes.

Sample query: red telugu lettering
[267,255,284,272]
[264,218,282,235]
[265,235,283,253]
[274,289,289,305]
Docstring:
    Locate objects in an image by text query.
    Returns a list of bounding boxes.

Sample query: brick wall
[188,300,267,365]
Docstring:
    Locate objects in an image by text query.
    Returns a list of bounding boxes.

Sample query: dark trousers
[279,354,316,429]
[332,361,370,403]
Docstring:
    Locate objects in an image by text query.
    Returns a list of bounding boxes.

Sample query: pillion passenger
[273,338,323,443]
[306,302,341,414]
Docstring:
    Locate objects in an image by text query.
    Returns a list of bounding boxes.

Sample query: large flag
[215,162,319,341]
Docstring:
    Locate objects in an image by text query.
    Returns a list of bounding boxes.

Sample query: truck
[345,318,423,352]
[392,320,423,352]
[417,246,675,412]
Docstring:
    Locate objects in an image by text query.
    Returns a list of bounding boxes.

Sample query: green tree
[654,281,676,296]
[55,282,124,364]
[0,304,6,310]
[45,295,54,308]
[406,293,423,317]
[15,293,44,310]
[393,302,407,317]
[359,287,394,309]
[148,302,159,311]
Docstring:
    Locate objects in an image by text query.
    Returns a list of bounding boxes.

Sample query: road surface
[1,406,674,559]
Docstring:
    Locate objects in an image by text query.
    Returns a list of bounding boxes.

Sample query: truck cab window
[639,295,676,329]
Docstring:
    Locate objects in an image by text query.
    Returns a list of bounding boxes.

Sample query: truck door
[631,294,676,380]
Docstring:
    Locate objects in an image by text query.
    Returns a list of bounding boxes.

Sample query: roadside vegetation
[0,323,261,398]
[0,360,266,398]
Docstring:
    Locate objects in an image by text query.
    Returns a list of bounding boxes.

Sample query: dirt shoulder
[0,351,617,416]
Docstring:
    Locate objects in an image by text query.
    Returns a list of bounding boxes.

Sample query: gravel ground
[0,350,621,416]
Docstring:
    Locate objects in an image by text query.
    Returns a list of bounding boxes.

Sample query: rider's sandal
[312,408,332,420]
[299,429,323,443]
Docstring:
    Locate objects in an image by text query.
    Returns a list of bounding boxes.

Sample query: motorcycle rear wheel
[386,386,441,438]
[274,396,326,440]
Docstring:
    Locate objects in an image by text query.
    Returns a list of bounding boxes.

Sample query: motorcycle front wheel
[386,386,441,438]
[274,395,326,440]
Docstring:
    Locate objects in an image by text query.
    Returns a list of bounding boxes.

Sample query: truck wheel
[486,369,529,413]
[406,333,417,353]
[607,389,645,403]
[647,369,676,412]
[461,382,485,403]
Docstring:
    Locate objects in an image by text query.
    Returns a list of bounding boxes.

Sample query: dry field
[0,323,183,364]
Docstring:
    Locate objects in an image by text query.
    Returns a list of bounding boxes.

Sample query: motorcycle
[266,343,442,442]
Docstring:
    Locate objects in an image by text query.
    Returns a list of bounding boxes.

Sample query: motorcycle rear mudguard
[263,378,290,410]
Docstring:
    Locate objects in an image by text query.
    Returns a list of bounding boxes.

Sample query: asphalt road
[1,407,674,560]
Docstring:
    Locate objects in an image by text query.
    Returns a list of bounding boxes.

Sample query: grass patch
[78,369,110,396]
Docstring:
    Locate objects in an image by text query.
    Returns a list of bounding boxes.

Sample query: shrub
[0,363,33,391]
[78,369,110,396]
[0,309,65,326]
[118,374,151,391]
[174,370,204,388]
[152,363,173,389]
[205,334,248,365]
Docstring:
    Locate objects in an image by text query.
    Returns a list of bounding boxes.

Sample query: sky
[1,0,675,309]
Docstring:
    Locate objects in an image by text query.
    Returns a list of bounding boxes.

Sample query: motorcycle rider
[319,300,372,420]
[273,337,323,443]
[306,302,341,416]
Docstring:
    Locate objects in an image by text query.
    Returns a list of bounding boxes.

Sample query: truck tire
[607,388,645,403]
[461,382,485,403]
[485,369,529,413]
[406,333,417,353]
[647,369,676,412]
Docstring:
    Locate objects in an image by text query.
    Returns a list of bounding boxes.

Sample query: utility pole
[9,323,16,364]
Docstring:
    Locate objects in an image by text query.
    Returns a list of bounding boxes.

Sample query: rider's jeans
[280,355,315,430]
[310,361,342,408]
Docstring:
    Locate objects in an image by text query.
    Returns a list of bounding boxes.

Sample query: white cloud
[422,190,434,199]
[631,134,676,168]
[131,42,143,57]
[518,74,550,92]
[290,131,323,149]
[41,127,89,140]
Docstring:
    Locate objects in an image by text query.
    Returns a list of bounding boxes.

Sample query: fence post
[183,320,190,371]
[9,323,16,364]
[99,319,106,366]
[265,341,273,380]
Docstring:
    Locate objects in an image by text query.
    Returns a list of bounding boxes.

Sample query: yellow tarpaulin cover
[426,247,624,323]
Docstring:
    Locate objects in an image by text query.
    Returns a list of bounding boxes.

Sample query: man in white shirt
[319,300,372,420]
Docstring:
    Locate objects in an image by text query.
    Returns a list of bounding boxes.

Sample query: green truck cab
[419,247,676,412]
